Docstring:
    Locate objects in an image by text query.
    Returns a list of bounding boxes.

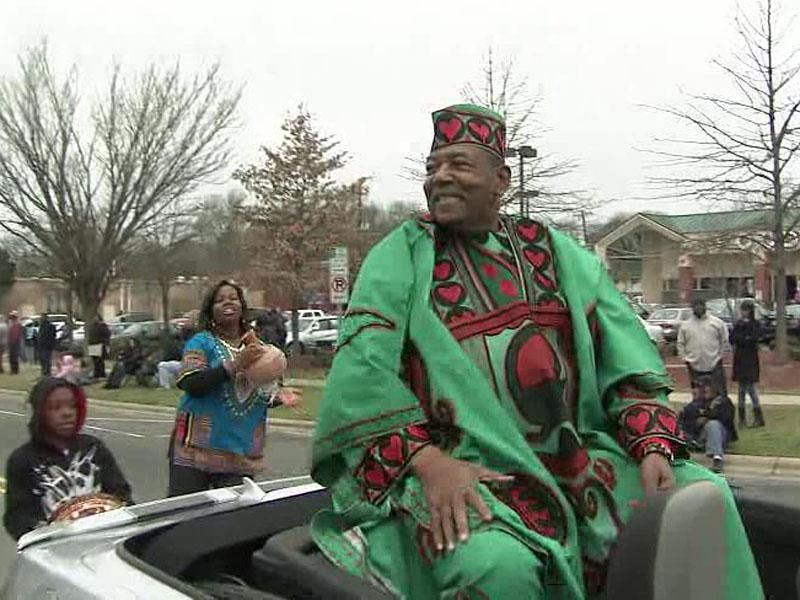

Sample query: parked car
[22,314,82,348]
[286,316,340,355]
[2,476,798,599]
[283,309,326,322]
[784,304,800,337]
[113,312,156,324]
[646,307,693,343]
[639,316,666,354]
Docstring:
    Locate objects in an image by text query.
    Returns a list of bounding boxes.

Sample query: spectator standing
[258,309,288,351]
[88,315,111,379]
[157,332,184,389]
[37,314,57,376]
[3,377,132,540]
[7,312,23,375]
[0,316,7,374]
[677,298,729,393]
[731,300,764,428]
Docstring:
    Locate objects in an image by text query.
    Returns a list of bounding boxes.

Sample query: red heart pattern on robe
[625,410,653,436]
[515,331,559,389]
[535,271,556,290]
[379,434,405,465]
[435,282,465,305]
[517,221,541,242]
[500,279,519,297]
[524,247,549,270]
[363,460,389,488]
[482,263,498,279]
[655,410,678,433]
[433,260,453,281]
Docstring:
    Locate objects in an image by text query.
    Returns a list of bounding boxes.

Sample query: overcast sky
[2,0,748,219]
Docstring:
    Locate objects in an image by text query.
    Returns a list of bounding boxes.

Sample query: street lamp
[506,145,538,217]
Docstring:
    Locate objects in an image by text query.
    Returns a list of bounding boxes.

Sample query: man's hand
[639,453,674,495]
[411,446,513,553]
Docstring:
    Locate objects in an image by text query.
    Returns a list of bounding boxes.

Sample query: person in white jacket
[678,298,730,392]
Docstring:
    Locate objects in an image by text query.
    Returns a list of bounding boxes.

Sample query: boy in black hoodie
[3,377,132,540]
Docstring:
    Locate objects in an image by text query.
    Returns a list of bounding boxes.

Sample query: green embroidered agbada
[310,217,762,599]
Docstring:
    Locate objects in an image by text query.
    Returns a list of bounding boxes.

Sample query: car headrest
[606,481,726,600]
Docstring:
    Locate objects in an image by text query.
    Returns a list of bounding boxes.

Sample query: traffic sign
[329,246,350,304]
[329,274,349,304]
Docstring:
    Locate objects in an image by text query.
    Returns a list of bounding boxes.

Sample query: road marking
[85,417,173,423]
[0,409,25,417]
[83,425,145,439]
[1,409,145,438]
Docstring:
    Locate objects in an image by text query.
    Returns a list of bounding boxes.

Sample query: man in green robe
[310,104,763,599]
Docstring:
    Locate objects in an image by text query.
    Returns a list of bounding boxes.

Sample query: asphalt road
[2,390,800,589]
[0,390,312,584]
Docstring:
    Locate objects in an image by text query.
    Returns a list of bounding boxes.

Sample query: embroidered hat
[430,104,506,159]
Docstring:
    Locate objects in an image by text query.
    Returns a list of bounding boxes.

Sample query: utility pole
[580,210,589,246]
[507,145,538,218]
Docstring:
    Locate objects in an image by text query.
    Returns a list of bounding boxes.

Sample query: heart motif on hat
[524,247,549,270]
[433,260,454,281]
[468,119,491,143]
[435,282,465,305]
[495,129,505,154]
[437,117,463,142]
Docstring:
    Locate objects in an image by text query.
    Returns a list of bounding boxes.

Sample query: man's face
[692,302,706,318]
[424,145,510,232]
[43,386,78,440]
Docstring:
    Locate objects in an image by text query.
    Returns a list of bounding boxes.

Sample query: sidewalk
[670,391,800,406]
[289,379,800,406]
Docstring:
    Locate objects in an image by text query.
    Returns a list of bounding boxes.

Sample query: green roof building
[594,210,797,306]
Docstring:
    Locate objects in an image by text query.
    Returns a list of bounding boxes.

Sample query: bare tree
[647,0,800,359]
[123,204,196,326]
[405,49,592,219]
[189,190,249,278]
[0,43,240,337]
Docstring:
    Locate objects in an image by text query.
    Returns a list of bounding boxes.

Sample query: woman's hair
[740,300,755,320]
[197,279,250,334]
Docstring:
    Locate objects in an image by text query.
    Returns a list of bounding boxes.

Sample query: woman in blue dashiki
[167,280,299,496]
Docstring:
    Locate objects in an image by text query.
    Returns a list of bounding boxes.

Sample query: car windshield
[649,309,679,320]
[787,305,800,316]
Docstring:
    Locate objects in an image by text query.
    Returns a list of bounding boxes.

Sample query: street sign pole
[329,246,350,311]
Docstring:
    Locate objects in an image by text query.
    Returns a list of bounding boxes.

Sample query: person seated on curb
[679,377,737,473]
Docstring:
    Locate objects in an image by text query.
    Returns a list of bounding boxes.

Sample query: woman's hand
[276,387,303,407]
[233,345,264,373]
[411,446,513,552]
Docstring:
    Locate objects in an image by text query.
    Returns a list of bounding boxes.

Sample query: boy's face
[43,387,78,439]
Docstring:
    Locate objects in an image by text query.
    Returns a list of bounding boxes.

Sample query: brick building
[594,210,799,306]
